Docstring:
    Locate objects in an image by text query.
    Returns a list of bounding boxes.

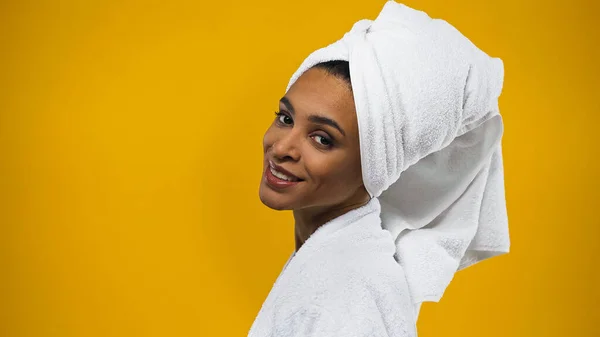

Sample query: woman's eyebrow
[280,96,295,114]
[308,114,346,137]
[279,96,346,137]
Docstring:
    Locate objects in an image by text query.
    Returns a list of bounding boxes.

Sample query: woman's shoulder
[265,240,416,336]
[326,228,407,285]
[321,254,417,335]
[303,257,416,336]
[295,240,410,304]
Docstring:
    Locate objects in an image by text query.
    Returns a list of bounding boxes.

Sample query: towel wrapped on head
[286,1,510,305]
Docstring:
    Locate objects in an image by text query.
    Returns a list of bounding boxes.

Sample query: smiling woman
[254,57,418,337]
[260,63,372,255]
[259,62,370,253]
[249,1,510,336]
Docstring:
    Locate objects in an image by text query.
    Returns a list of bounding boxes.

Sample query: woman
[261,61,371,252]
[256,61,418,336]
[250,2,510,336]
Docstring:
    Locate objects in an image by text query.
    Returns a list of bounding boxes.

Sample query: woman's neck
[292,191,370,252]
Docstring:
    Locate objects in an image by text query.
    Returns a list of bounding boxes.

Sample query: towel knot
[341,19,372,51]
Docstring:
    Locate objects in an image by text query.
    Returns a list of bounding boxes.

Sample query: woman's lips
[264,164,302,189]
[268,160,302,181]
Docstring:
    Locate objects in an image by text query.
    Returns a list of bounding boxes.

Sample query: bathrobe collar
[282,196,382,273]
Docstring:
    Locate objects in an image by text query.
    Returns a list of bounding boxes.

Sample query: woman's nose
[272,132,300,161]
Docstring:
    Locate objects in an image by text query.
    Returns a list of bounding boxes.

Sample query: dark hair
[311,60,352,91]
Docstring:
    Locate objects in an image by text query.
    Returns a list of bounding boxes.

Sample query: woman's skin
[259,67,371,253]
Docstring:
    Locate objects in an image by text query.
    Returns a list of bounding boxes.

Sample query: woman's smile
[268,160,302,181]
[264,163,303,189]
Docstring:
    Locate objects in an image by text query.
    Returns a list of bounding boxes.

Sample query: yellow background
[1,0,598,336]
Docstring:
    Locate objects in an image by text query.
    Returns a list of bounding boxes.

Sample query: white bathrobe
[248,197,419,337]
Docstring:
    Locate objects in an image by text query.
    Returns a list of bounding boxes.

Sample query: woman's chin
[258,186,294,210]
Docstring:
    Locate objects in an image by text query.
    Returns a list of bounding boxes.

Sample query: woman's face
[259,67,365,211]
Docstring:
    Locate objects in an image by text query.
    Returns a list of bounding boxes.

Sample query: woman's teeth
[269,166,299,182]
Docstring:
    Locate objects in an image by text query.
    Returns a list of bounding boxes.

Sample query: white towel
[285,1,510,305]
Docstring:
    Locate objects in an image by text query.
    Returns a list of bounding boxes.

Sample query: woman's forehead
[284,68,357,128]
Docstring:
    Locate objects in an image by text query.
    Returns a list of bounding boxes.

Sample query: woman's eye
[274,111,293,125]
[273,111,333,148]
[313,135,332,147]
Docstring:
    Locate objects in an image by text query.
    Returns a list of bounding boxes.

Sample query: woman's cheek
[262,125,277,148]
[307,153,342,180]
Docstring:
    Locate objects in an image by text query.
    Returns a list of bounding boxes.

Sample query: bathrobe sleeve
[272,304,338,337]
[275,290,416,337]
